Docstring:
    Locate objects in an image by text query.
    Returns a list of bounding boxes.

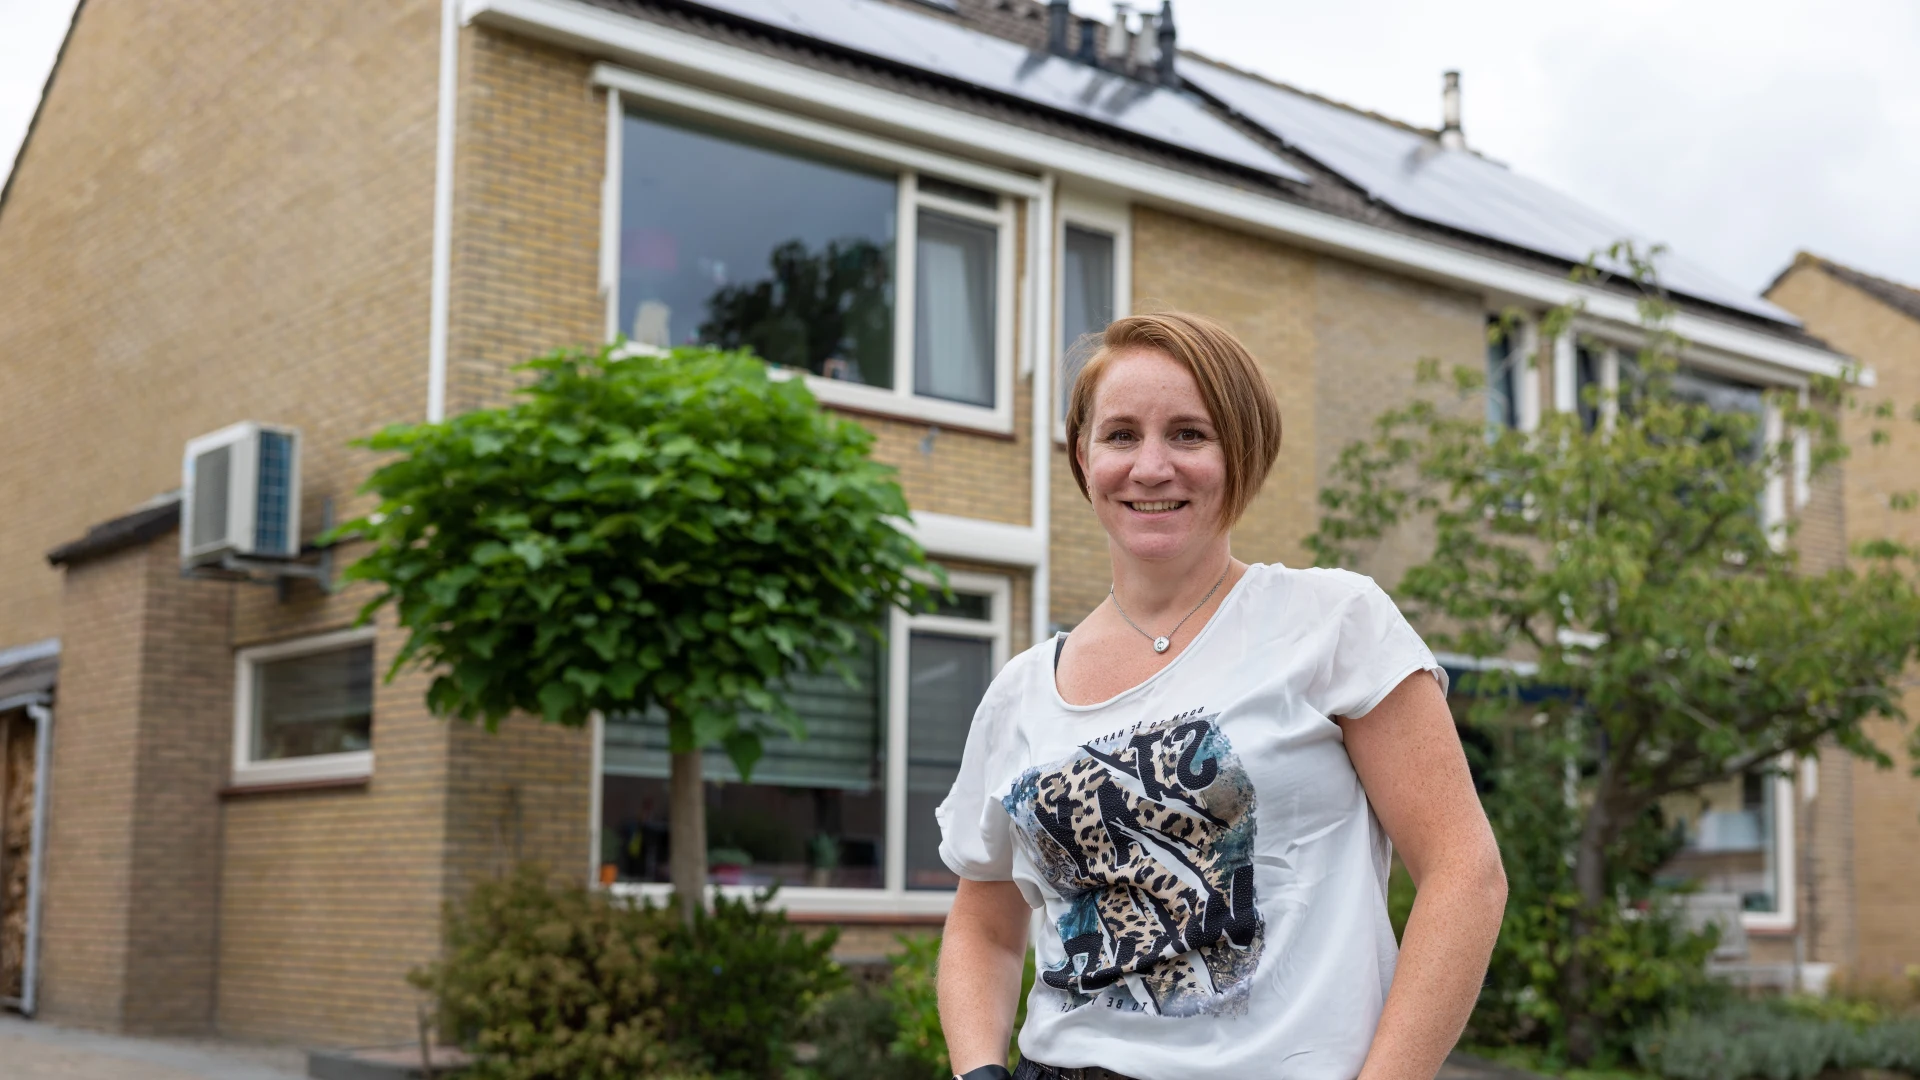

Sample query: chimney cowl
[1104,3,1133,63]
[1133,11,1159,68]
[1155,0,1178,86]
[1440,69,1465,150]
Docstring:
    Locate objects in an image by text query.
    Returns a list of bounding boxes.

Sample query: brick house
[1765,254,1920,989]
[0,0,1886,1047]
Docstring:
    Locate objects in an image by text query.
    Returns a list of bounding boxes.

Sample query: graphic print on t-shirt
[1002,707,1264,1017]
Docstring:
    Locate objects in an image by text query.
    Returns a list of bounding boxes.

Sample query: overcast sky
[4,0,1917,294]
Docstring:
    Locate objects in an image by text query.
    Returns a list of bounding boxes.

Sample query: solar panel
[1180,58,1798,325]
[678,0,1312,184]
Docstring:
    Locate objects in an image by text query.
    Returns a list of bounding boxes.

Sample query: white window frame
[1746,770,1797,932]
[606,570,1012,916]
[230,626,377,788]
[1559,324,1796,538]
[595,67,1034,436]
[1053,191,1131,442]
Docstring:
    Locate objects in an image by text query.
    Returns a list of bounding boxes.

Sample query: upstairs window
[617,110,1013,426]
[1055,196,1130,434]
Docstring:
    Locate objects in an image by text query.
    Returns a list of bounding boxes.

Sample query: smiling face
[1076,347,1230,564]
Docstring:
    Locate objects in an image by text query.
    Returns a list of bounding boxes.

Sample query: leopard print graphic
[1002,707,1264,1017]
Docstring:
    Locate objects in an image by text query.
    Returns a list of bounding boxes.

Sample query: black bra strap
[1054,633,1065,672]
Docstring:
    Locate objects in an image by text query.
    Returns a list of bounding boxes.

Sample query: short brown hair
[1065,312,1282,528]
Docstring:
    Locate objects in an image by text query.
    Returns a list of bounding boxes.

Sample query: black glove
[955,1066,1013,1080]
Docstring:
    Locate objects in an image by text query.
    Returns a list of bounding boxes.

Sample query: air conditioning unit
[181,422,302,566]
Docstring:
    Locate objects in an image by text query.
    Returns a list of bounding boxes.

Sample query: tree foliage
[1312,245,1920,1060]
[338,342,935,779]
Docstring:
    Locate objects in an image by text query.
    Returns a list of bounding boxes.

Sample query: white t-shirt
[936,563,1447,1080]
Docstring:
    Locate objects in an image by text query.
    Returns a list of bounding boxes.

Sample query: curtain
[602,635,884,792]
[914,210,997,407]
[1060,226,1115,418]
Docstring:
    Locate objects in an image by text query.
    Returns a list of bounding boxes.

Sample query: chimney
[1133,10,1158,69]
[1440,70,1465,150]
[1155,0,1178,86]
[1104,3,1133,65]
[1047,0,1070,56]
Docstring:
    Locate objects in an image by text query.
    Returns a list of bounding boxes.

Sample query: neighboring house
[1765,254,1920,989]
[0,0,1869,1046]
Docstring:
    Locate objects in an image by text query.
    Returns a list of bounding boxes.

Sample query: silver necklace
[1109,562,1231,654]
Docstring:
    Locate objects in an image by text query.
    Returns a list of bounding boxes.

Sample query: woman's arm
[939,878,1031,1075]
[1342,671,1508,1080]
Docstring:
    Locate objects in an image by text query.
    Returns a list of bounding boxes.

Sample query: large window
[231,628,376,787]
[617,109,1014,426]
[598,572,1011,907]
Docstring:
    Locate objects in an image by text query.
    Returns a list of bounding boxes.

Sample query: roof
[1771,252,1920,325]
[605,0,1809,337]
[46,493,181,568]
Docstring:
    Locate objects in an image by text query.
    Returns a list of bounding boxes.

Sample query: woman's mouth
[1125,500,1187,513]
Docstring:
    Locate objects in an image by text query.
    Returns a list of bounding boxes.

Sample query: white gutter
[1029,173,1056,648]
[460,0,1857,385]
[427,0,461,422]
[21,701,52,1017]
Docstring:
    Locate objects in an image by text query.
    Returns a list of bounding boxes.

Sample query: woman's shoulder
[1243,562,1381,609]
[980,635,1057,709]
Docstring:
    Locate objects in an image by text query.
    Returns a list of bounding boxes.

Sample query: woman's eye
[1175,428,1204,443]
[1106,430,1136,444]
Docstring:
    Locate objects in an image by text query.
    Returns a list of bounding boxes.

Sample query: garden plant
[338,342,936,921]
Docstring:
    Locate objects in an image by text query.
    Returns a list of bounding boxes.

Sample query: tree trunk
[668,747,707,929]
[1565,788,1617,1066]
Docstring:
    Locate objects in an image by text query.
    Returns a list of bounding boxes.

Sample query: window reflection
[619,111,897,387]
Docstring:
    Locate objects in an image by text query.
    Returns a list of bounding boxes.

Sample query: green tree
[338,343,935,920]
[1312,246,1920,1062]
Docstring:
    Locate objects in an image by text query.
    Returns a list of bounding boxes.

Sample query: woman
[934,312,1507,1080]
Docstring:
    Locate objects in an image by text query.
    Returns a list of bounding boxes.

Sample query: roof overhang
[461,0,1861,385]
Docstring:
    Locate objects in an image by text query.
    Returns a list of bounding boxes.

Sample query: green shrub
[409,865,697,1080]
[653,888,847,1078]
[800,972,946,1080]
[1634,1000,1920,1080]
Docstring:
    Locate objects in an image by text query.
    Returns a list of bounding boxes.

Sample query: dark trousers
[1013,1059,1143,1080]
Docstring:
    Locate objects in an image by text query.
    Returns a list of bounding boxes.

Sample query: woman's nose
[1130,436,1177,483]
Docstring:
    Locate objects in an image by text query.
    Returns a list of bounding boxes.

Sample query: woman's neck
[1108,537,1239,622]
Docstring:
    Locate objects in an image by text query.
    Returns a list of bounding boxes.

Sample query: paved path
[0,1016,307,1080]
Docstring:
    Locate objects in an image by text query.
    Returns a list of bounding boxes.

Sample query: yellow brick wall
[0,0,460,1044]
[37,547,148,1029]
[1310,258,1485,591]
[0,0,440,652]
[1767,261,1920,982]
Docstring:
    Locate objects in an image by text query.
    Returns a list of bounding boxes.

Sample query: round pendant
[1153,636,1171,653]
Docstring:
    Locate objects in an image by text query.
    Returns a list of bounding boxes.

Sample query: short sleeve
[935,676,1018,882]
[1312,576,1448,719]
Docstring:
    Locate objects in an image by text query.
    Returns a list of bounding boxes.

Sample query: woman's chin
[1112,531,1204,564]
